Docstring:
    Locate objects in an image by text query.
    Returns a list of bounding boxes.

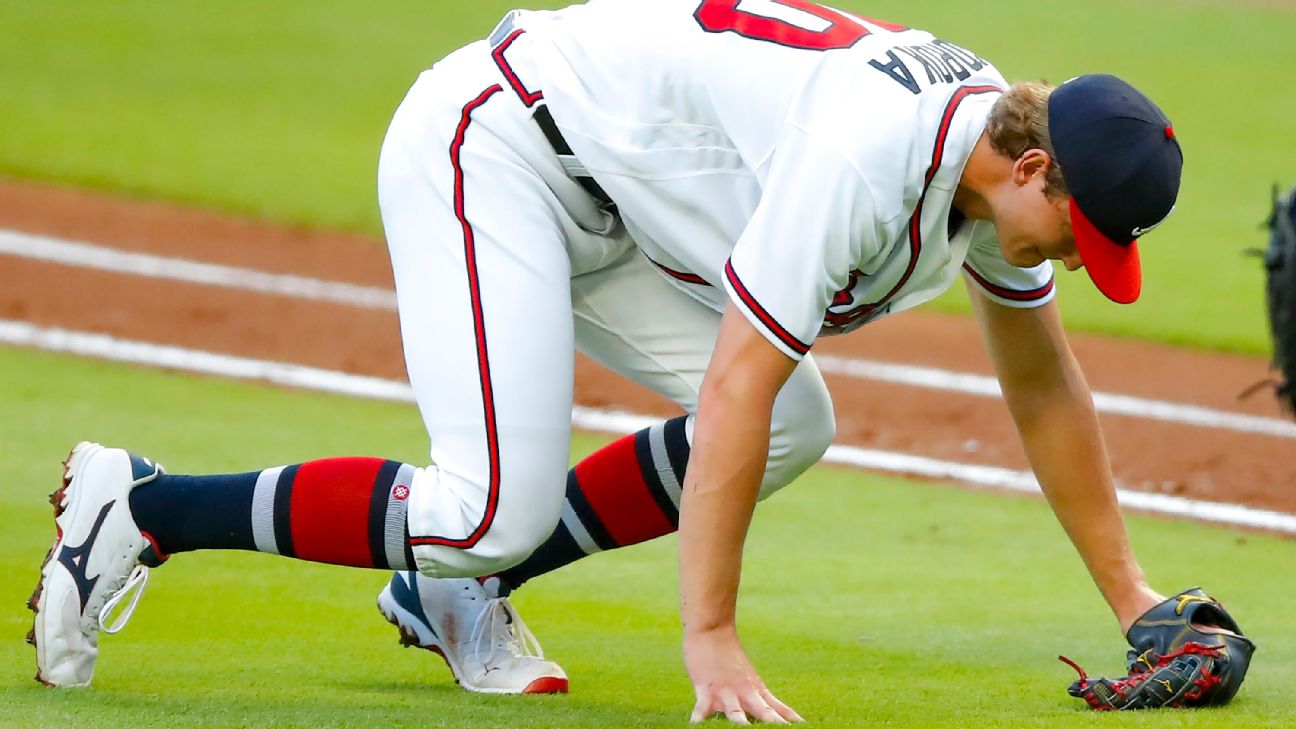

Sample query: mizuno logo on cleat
[389,573,438,637]
[56,501,116,612]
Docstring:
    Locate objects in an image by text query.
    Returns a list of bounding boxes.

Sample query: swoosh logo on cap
[1131,205,1176,237]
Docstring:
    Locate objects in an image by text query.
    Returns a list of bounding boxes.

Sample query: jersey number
[693,0,904,51]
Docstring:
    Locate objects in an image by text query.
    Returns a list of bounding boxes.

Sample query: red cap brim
[1070,198,1142,304]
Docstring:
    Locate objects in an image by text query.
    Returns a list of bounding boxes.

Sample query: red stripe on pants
[573,434,674,546]
[290,457,386,567]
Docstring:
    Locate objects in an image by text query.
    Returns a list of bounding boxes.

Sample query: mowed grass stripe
[2,319,1294,534]
[1,346,1293,727]
[4,228,1292,439]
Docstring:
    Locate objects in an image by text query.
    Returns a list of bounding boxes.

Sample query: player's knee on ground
[410,476,564,578]
[759,361,836,500]
[413,510,561,578]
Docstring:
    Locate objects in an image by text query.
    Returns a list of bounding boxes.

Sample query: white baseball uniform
[377,0,1055,577]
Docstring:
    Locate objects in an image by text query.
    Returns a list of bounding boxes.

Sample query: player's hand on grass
[683,625,804,724]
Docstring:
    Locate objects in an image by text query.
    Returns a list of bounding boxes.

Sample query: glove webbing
[1058,642,1224,710]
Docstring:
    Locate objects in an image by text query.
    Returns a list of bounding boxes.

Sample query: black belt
[489,12,616,211]
[532,105,616,210]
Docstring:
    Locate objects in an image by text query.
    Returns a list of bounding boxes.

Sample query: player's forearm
[678,378,772,636]
[1004,368,1157,627]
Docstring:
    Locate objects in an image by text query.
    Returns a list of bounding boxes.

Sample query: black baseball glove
[1262,184,1296,415]
[1059,588,1255,710]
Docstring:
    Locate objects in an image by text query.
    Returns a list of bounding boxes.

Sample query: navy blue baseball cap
[1048,74,1183,304]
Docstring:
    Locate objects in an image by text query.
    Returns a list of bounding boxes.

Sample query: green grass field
[2,1,1294,726]
[2,0,1294,352]
[1,347,1293,728]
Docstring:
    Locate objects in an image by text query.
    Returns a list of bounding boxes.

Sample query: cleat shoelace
[469,597,545,667]
[99,564,149,634]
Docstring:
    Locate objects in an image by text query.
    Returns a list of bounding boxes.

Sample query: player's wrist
[1085,556,1154,618]
[1108,582,1164,634]
[682,619,738,641]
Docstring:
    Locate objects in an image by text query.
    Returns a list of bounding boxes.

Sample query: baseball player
[31,0,1224,721]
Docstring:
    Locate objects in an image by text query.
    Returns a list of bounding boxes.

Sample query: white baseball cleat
[377,571,569,694]
[28,442,162,687]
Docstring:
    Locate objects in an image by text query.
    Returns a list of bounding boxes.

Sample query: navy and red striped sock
[496,415,690,592]
[127,457,416,570]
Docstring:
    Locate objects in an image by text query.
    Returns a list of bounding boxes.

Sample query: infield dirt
[2,177,1292,516]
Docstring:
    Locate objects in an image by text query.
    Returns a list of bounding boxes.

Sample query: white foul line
[813,356,1296,440]
[2,319,1293,534]
[0,229,397,310]
[3,228,1294,440]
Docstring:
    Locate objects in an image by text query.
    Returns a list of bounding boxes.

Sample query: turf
[1,346,1293,727]
[1,1,1294,353]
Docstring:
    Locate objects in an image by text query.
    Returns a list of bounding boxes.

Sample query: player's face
[995,158,1083,271]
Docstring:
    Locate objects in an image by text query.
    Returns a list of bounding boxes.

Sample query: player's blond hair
[985,82,1068,199]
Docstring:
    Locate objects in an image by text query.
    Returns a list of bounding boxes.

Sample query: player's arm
[967,283,1163,631]
[680,118,879,723]
[680,301,802,724]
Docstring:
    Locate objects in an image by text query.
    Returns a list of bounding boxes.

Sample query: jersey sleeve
[961,223,1056,307]
[723,125,888,360]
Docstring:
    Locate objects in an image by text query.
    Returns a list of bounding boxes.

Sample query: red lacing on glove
[1058,654,1116,710]
[1059,643,1224,710]
[1170,643,1225,705]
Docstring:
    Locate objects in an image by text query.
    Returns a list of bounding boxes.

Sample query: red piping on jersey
[649,257,711,286]
[724,259,812,356]
[409,84,506,549]
[491,29,544,107]
[825,84,1003,329]
[961,262,1055,301]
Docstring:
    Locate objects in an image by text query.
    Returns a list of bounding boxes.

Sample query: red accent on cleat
[378,601,457,679]
[521,676,569,694]
[139,530,171,564]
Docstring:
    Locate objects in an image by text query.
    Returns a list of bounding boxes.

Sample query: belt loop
[488,10,520,48]
[488,11,617,215]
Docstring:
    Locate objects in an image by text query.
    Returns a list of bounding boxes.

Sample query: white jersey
[516,0,1055,359]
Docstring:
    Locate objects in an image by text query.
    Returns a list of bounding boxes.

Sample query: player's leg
[494,247,836,591]
[28,442,440,685]
[368,44,590,694]
[29,40,578,689]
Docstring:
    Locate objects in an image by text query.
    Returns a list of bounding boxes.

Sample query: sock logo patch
[372,463,417,571]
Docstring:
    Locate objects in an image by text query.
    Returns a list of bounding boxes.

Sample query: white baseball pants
[377,35,834,578]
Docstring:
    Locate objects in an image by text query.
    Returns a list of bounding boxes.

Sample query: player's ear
[1011,149,1052,187]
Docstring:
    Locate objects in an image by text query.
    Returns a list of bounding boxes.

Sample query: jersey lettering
[694,0,902,51]
[867,50,920,95]
[870,39,987,93]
